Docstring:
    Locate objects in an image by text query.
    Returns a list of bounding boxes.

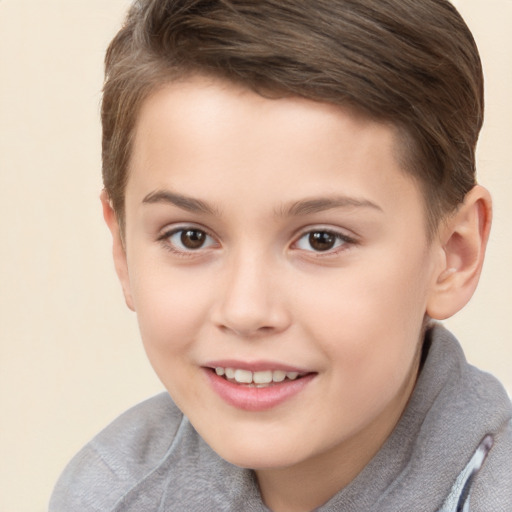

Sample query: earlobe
[100,190,135,312]
[426,185,492,320]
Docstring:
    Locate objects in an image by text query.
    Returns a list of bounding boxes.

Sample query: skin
[102,76,492,512]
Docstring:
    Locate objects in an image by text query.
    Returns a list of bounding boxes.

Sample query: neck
[256,441,373,512]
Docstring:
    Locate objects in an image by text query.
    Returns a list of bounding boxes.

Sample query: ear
[426,185,492,320]
[100,190,135,311]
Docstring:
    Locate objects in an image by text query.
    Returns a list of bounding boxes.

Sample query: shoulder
[49,392,184,512]
[469,418,512,511]
[426,325,512,511]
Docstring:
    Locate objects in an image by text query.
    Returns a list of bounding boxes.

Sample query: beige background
[0,1,510,511]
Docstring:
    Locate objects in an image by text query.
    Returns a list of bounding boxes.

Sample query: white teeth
[234,369,253,384]
[215,367,303,384]
[272,370,286,382]
[253,370,273,384]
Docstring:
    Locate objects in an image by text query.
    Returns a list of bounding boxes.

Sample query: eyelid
[291,226,359,254]
[157,223,219,254]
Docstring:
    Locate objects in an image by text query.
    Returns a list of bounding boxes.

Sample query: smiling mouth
[212,367,308,387]
[205,365,316,411]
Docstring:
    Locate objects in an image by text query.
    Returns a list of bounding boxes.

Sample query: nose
[212,251,291,338]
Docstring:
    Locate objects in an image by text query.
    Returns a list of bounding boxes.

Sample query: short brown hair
[102,0,484,236]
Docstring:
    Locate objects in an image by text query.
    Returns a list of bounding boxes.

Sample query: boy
[50,0,512,510]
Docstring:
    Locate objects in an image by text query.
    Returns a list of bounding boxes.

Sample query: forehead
[132,76,394,155]
[127,76,426,229]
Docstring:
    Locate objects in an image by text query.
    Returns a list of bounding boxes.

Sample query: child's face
[116,76,443,474]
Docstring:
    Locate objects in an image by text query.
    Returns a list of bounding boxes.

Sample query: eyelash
[156,226,358,257]
[157,226,218,257]
[292,228,358,256]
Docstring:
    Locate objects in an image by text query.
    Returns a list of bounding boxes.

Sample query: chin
[222,451,298,471]
[204,432,311,470]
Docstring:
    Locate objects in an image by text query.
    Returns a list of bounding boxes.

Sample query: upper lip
[203,359,311,373]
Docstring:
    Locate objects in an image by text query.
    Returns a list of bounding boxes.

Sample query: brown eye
[163,227,216,252]
[180,229,207,249]
[295,229,352,253]
[308,232,336,251]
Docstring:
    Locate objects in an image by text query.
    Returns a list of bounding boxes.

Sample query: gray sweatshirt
[50,325,512,511]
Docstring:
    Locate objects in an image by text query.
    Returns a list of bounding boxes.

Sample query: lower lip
[204,369,316,412]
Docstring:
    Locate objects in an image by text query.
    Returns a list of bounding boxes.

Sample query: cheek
[129,263,212,361]
[299,250,430,386]
[131,271,212,409]
[303,257,428,337]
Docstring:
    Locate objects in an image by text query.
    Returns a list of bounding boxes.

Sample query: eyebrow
[142,189,382,217]
[142,190,219,215]
[279,196,383,216]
